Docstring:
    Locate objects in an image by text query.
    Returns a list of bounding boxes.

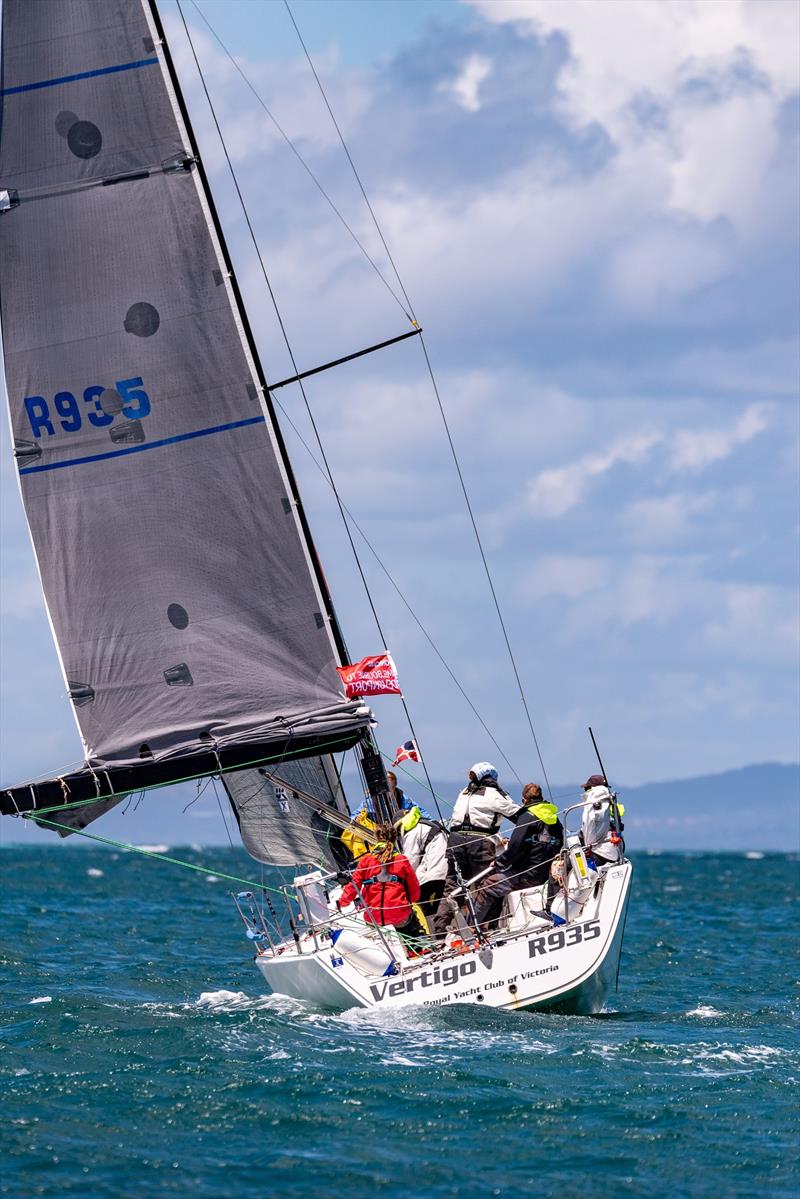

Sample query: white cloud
[469,0,798,236]
[167,16,372,165]
[526,431,661,517]
[706,583,800,663]
[668,339,800,397]
[670,402,772,472]
[623,491,717,544]
[469,1,800,119]
[670,91,779,230]
[533,552,798,665]
[439,54,494,112]
[606,225,729,314]
[522,402,775,525]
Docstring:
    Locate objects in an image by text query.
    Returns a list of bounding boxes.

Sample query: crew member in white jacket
[580,774,625,864]
[432,762,519,941]
[397,805,448,923]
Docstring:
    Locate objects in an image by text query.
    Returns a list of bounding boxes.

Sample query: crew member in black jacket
[473,783,564,930]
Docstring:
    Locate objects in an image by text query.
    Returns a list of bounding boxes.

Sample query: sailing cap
[584,774,605,789]
[470,762,498,782]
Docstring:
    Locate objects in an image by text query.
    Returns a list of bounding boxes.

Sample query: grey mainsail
[224,757,353,869]
[0,0,370,819]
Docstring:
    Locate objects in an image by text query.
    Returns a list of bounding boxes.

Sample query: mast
[146,1,392,820]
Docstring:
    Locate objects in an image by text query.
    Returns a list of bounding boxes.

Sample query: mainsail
[0,0,371,818]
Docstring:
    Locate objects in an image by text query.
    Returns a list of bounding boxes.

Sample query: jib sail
[224,757,354,870]
[0,0,369,818]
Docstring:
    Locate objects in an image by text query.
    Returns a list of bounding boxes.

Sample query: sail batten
[0,0,367,819]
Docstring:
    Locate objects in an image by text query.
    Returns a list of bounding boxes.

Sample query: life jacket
[339,850,420,927]
[527,801,559,824]
[340,809,378,861]
[401,804,444,847]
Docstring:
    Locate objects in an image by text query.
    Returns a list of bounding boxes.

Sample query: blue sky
[1,0,798,844]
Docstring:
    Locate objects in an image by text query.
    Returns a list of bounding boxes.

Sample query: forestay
[0,0,369,817]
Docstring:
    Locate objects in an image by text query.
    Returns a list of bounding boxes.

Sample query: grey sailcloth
[0,0,369,819]
[224,757,352,869]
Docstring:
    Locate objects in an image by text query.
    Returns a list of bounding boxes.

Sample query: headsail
[224,756,354,870]
[0,0,370,818]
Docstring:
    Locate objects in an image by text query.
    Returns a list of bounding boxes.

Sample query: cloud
[438,54,494,112]
[670,402,772,472]
[527,551,798,664]
[522,401,776,525]
[468,0,799,256]
[520,555,611,599]
[623,491,718,544]
[526,431,661,517]
[706,582,800,663]
[468,1,799,130]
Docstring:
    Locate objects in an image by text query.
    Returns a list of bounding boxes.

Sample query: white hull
[255,862,632,1014]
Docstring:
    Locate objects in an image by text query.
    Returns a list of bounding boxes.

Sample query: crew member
[387,770,431,818]
[342,774,418,862]
[397,805,448,923]
[581,775,625,864]
[340,799,379,862]
[432,762,519,941]
[338,825,425,940]
[473,783,563,930]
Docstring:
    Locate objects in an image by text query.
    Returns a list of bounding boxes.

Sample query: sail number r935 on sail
[24,377,151,437]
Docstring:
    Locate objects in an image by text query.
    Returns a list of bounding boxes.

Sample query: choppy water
[2,849,797,1198]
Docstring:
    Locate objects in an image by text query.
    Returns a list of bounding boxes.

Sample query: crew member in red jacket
[338,825,425,940]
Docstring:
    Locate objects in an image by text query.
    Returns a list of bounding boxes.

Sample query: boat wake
[194,989,308,1017]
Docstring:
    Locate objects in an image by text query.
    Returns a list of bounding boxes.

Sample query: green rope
[25,812,293,896]
[25,812,429,950]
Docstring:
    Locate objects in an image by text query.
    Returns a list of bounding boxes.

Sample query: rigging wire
[178,0,525,790]
[188,0,414,323]
[175,1,444,821]
[282,0,418,324]
[212,776,236,848]
[270,391,522,784]
[284,2,553,799]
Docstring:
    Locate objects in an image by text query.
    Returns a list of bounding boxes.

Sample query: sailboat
[0,0,632,1014]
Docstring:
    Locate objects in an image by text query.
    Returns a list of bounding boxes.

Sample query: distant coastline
[2,762,797,852]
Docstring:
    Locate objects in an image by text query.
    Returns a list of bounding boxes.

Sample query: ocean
[2,848,797,1198]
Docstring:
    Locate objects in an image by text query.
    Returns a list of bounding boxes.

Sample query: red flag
[336,652,402,699]
[393,739,420,767]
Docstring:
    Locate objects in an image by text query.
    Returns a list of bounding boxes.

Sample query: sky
[1,0,798,845]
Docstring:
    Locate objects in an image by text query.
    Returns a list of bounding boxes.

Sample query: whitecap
[86,867,104,878]
[687,1004,724,1018]
[29,996,52,1005]
[205,875,220,883]
[744,851,765,860]
[196,989,249,1008]
[194,989,302,1015]
[706,1045,781,1064]
[136,843,169,854]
